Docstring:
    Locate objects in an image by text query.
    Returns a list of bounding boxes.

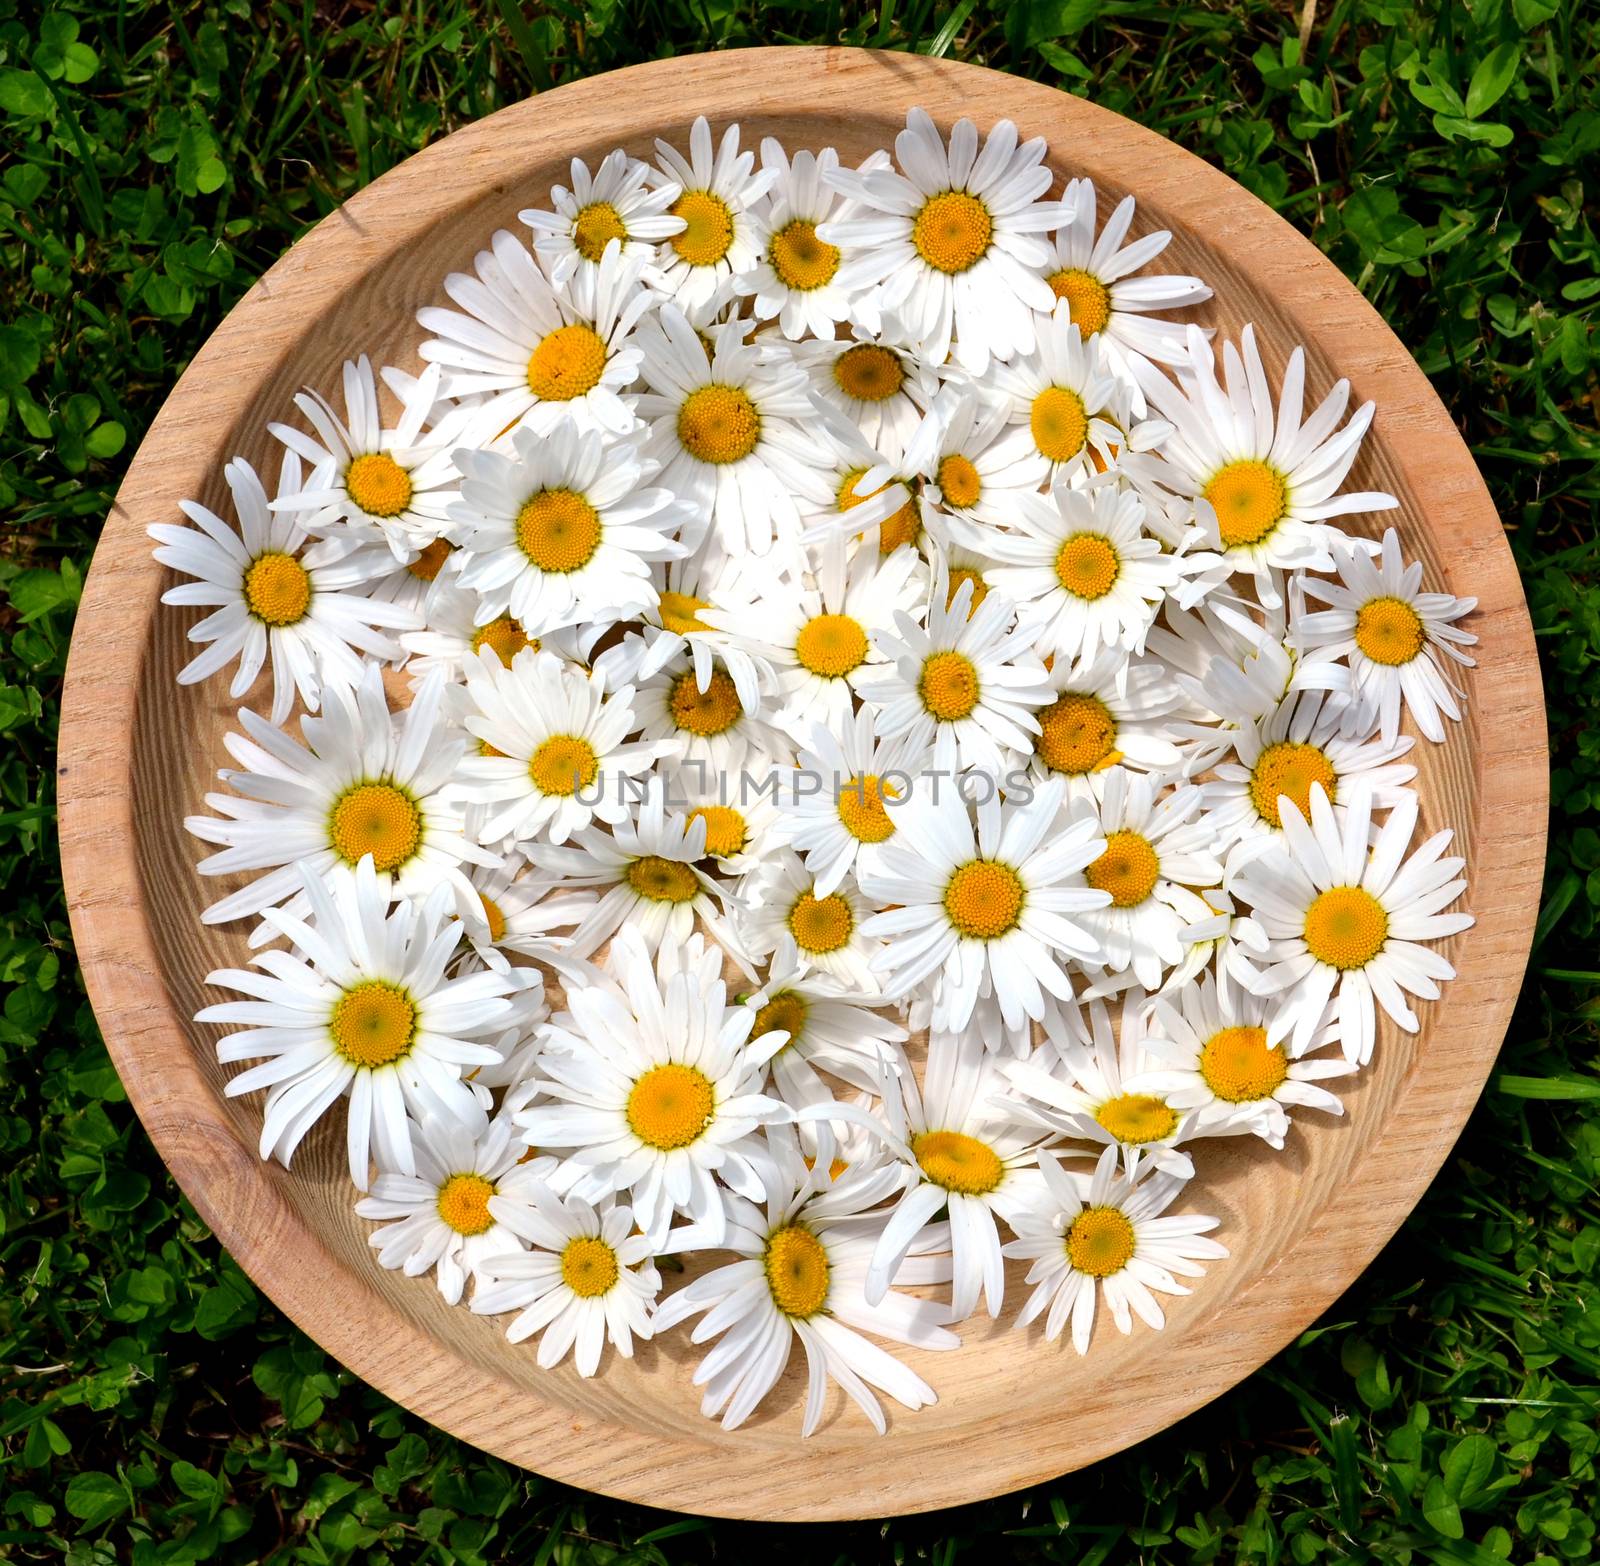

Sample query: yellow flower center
[470,614,537,666]
[572,200,627,262]
[626,855,699,904]
[788,891,854,955]
[1066,1207,1136,1277]
[1054,532,1120,600]
[669,188,735,267]
[1204,459,1287,549]
[943,860,1025,940]
[937,452,982,509]
[329,979,416,1070]
[1036,692,1120,775]
[1200,1025,1288,1103]
[677,384,761,465]
[804,1154,850,1181]
[764,1224,830,1318]
[560,1234,620,1297]
[918,649,980,721]
[657,590,711,635]
[478,893,507,943]
[1355,596,1426,666]
[1084,829,1161,908]
[838,470,920,554]
[794,612,868,679]
[529,733,599,797]
[911,190,992,274]
[837,773,898,844]
[515,488,602,573]
[946,567,989,617]
[1303,886,1389,970]
[1095,1093,1180,1144]
[626,1062,715,1150]
[668,667,742,737]
[1249,740,1337,830]
[344,452,414,519]
[242,552,312,627]
[1047,268,1113,336]
[526,322,608,402]
[435,1172,495,1236]
[769,219,840,291]
[912,1129,1004,1195]
[1031,386,1089,463]
[688,803,747,858]
[833,344,905,403]
[753,989,808,1050]
[405,537,452,581]
[328,782,423,873]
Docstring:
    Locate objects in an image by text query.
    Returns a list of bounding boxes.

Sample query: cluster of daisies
[152,109,1479,1436]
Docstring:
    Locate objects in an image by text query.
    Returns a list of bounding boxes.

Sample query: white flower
[1294,526,1477,745]
[819,108,1064,374]
[399,581,596,684]
[1004,1145,1226,1354]
[735,849,882,993]
[513,928,789,1248]
[471,1185,661,1375]
[185,663,493,939]
[198,858,516,1190]
[647,117,776,313]
[520,147,686,289]
[450,422,690,635]
[859,775,1110,1035]
[652,1135,956,1435]
[789,329,939,460]
[633,647,792,782]
[417,231,653,437]
[1134,324,1398,605]
[453,858,595,977]
[908,385,1048,532]
[149,453,417,728]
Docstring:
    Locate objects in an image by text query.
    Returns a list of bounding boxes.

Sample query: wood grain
[56,47,1547,1521]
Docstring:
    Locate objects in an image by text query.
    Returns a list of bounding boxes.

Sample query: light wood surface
[56,47,1547,1521]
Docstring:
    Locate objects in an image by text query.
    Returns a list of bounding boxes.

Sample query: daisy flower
[354,1111,554,1304]
[470,1186,661,1376]
[453,857,595,976]
[675,775,782,877]
[453,647,667,845]
[986,308,1146,483]
[864,1031,1050,1322]
[802,399,932,558]
[648,116,776,314]
[652,1136,957,1435]
[909,385,1048,533]
[790,330,939,461]
[521,781,749,968]
[633,648,792,782]
[1202,688,1417,866]
[818,108,1063,374]
[739,939,908,1108]
[520,147,686,289]
[736,849,881,993]
[960,477,1182,664]
[450,422,690,636]
[417,230,653,437]
[1294,526,1477,745]
[1038,178,1214,401]
[185,663,493,938]
[1072,770,1223,993]
[1231,786,1474,1064]
[267,356,470,564]
[198,859,516,1190]
[399,582,596,684]
[857,567,1053,776]
[513,928,789,1248]
[858,775,1110,1035]
[773,706,928,897]
[1140,976,1353,1148]
[634,307,832,556]
[1134,324,1398,605]
[1004,1144,1226,1355]
[149,453,418,728]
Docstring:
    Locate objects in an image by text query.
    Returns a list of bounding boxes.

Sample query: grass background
[2,0,1597,1559]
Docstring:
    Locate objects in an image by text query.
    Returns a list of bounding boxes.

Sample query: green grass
[2,0,1597,1559]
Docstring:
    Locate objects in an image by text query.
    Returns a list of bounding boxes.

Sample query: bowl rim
[57,44,1548,1521]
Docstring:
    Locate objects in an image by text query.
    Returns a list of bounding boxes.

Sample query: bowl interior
[85,53,1534,1521]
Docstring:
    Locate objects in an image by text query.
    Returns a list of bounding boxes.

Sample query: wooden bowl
[58,47,1547,1521]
